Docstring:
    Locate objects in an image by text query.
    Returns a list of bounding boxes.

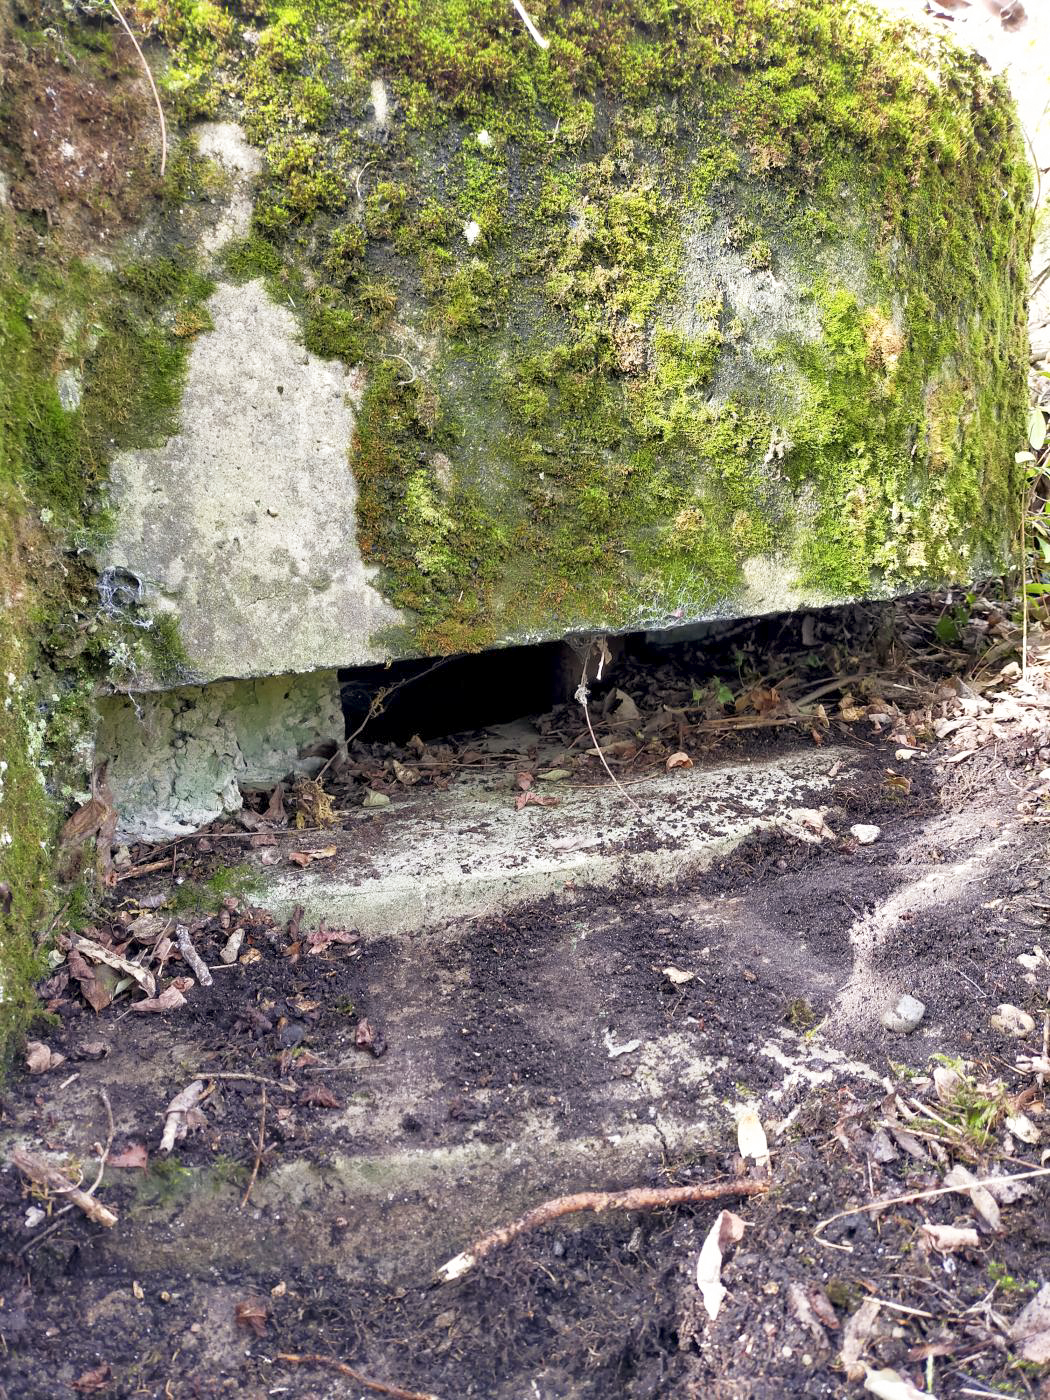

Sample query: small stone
[881,993,925,1034]
[363,789,390,808]
[990,1004,1036,1038]
[850,823,881,845]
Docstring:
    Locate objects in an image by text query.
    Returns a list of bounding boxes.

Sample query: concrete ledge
[255,746,848,932]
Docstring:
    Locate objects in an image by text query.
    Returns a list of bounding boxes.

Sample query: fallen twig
[115,857,172,883]
[575,644,641,812]
[241,1087,267,1209]
[276,1352,438,1400]
[436,1178,769,1283]
[108,0,167,176]
[19,1092,116,1255]
[12,1148,118,1229]
[160,1079,207,1154]
[202,1071,297,1091]
[511,0,550,48]
[176,924,213,987]
[814,1166,1050,1251]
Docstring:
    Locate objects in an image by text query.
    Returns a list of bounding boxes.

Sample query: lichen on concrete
[96,669,344,839]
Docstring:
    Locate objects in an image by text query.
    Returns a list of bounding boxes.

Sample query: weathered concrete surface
[97,670,342,840]
[104,277,400,686]
[249,747,848,933]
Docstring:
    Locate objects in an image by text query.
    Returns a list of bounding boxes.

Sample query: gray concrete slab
[254,745,850,932]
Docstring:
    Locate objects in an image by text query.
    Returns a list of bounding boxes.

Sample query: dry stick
[20,1089,117,1257]
[108,0,167,176]
[241,1087,267,1209]
[12,1151,117,1231]
[437,1178,769,1283]
[203,1071,297,1091]
[276,1353,438,1400]
[575,650,641,812]
[813,1166,1050,1252]
[176,923,213,986]
[511,0,550,48]
[316,657,451,783]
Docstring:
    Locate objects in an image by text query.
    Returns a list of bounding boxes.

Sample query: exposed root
[436,1178,770,1283]
[276,1352,439,1400]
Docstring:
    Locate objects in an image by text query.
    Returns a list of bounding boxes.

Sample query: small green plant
[1020,391,1050,626]
[918,1058,1006,1149]
[988,1259,1038,1297]
[137,1157,194,1207]
[784,998,818,1031]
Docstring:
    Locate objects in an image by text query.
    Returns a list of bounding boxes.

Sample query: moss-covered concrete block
[42,0,1043,692]
[107,0,1029,669]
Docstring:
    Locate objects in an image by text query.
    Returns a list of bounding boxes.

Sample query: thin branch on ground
[511,0,550,48]
[19,1089,117,1255]
[203,1071,297,1090]
[437,1178,770,1282]
[241,1087,267,1209]
[276,1353,439,1400]
[108,0,167,176]
[814,1166,1050,1251]
[576,644,641,811]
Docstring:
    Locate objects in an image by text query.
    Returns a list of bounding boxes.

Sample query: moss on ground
[141,0,1031,653]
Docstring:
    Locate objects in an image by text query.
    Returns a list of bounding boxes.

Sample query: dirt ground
[1,604,1049,1400]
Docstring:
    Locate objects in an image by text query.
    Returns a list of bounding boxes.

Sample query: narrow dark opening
[336,595,937,748]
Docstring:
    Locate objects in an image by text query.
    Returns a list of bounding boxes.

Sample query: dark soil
[1,599,1048,1399]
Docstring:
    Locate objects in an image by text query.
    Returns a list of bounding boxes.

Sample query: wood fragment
[176,924,213,986]
[11,1150,118,1228]
[115,857,173,883]
[437,1178,769,1282]
[276,1352,438,1400]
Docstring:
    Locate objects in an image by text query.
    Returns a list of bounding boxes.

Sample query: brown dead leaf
[234,1300,268,1337]
[299,1085,341,1109]
[355,1016,387,1057]
[288,845,338,868]
[516,770,534,791]
[263,782,287,823]
[514,791,559,810]
[1010,1283,1050,1363]
[109,1142,149,1169]
[788,1281,832,1345]
[305,925,359,955]
[72,1363,112,1392]
[943,1164,1002,1232]
[392,759,420,785]
[131,984,189,1014]
[25,1041,66,1075]
[666,751,693,770]
[67,945,113,1013]
[841,1298,882,1380]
